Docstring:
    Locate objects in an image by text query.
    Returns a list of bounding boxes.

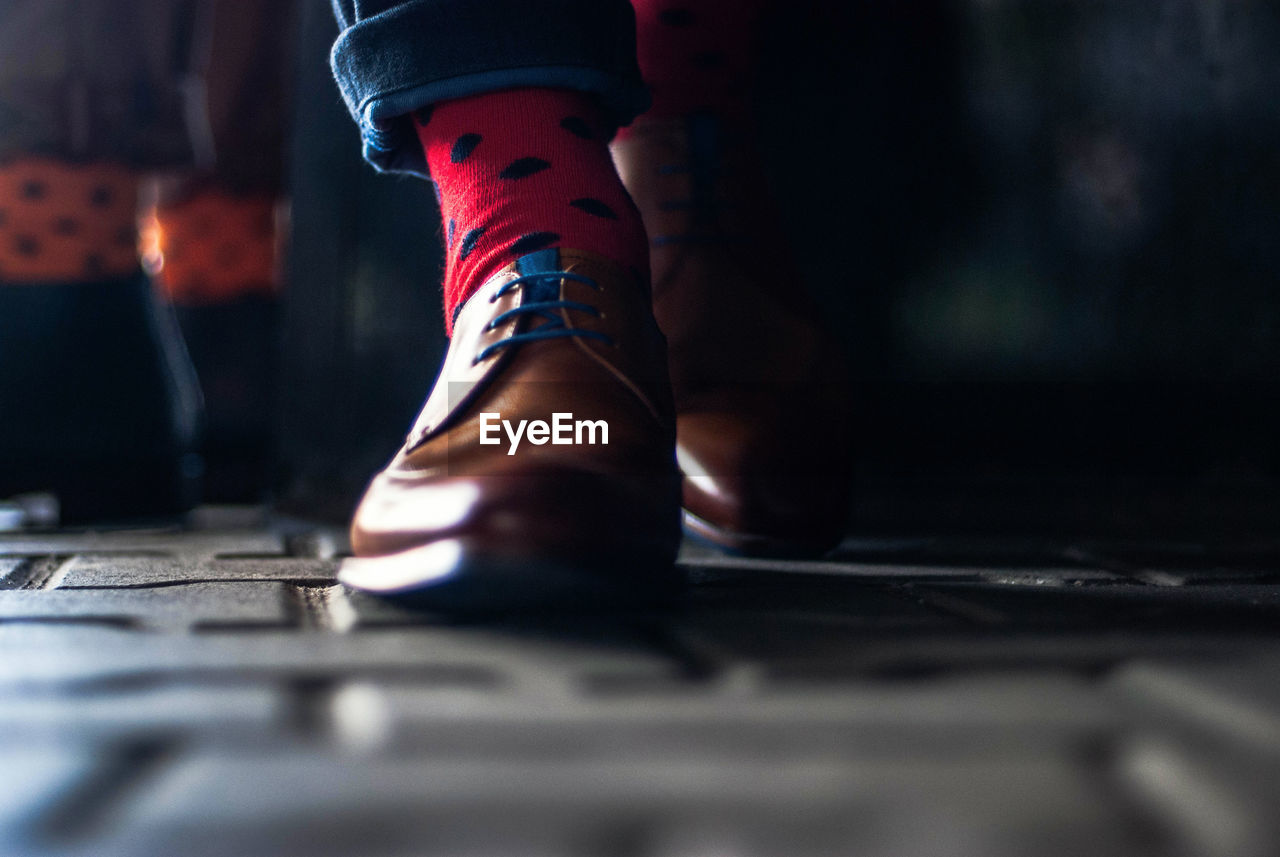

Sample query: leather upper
[350,249,681,564]
[614,117,853,552]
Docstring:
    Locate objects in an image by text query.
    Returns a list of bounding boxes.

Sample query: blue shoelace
[474,271,614,364]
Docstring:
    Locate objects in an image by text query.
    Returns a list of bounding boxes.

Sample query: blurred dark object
[149,185,287,504]
[758,0,1280,533]
[174,294,279,502]
[0,273,202,521]
[277,0,1280,533]
[757,0,1280,383]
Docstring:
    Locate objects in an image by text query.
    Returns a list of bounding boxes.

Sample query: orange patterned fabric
[0,159,140,282]
[149,190,279,305]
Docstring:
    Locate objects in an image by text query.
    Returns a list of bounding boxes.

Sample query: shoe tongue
[515,248,564,303]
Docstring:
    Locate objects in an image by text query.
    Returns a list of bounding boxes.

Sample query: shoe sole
[338,539,684,615]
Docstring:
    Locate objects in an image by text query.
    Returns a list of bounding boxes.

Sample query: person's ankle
[146,185,280,306]
[414,88,649,335]
[0,158,139,283]
[627,0,769,126]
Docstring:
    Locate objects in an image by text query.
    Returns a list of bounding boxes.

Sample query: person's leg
[329,0,654,328]
[0,0,198,283]
[147,180,281,501]
[149,0,295,501]
[414,88,648,334]
[627,0,769,124]
[0,0,198,170]
[151,0,293,311]
[0,0,204,519]
[614,0,854,556]
[328,0,649,177]
[329,0,682,606]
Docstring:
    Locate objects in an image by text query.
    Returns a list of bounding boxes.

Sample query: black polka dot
[83,253,105,276]
[413,104,434,126]
[451,133,482,164]
[500,157,551,180]
[20,180,47,201]
[447,218,456,248]
[691,51,725,69]
[14,235,39,256]
[458,226,486,261]
[89,186,115,208]
[659,8,696,26]
[53,217,81,236]
[570,198,619,220]
[560,116,593,140]
[509,232,560,255]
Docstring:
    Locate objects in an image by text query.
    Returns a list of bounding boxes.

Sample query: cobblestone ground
[2,507,1279,857]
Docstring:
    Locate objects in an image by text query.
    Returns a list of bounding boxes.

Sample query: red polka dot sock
[0,158,140,283]
[627,0,771,126]
[414,88,648,336]
[146,189,280,306]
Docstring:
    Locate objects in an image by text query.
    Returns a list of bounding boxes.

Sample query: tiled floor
[2,508,1279,857]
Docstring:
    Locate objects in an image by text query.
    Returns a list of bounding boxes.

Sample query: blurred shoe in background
[616,0,853,555]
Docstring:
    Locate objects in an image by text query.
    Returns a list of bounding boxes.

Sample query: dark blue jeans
[329,0,650,177]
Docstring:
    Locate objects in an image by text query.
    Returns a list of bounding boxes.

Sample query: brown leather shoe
[340,248,683,610]
[613,115,853,556]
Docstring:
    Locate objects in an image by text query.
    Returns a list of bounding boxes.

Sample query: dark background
[278,0,1280,534]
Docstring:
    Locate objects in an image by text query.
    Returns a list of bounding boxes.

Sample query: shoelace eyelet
[466,270,612,363]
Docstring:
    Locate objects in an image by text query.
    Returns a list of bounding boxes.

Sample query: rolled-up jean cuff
[330,0,650,177]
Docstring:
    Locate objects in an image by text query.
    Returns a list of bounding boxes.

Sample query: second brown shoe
[340,248,683,611]
[614,115,853,556]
